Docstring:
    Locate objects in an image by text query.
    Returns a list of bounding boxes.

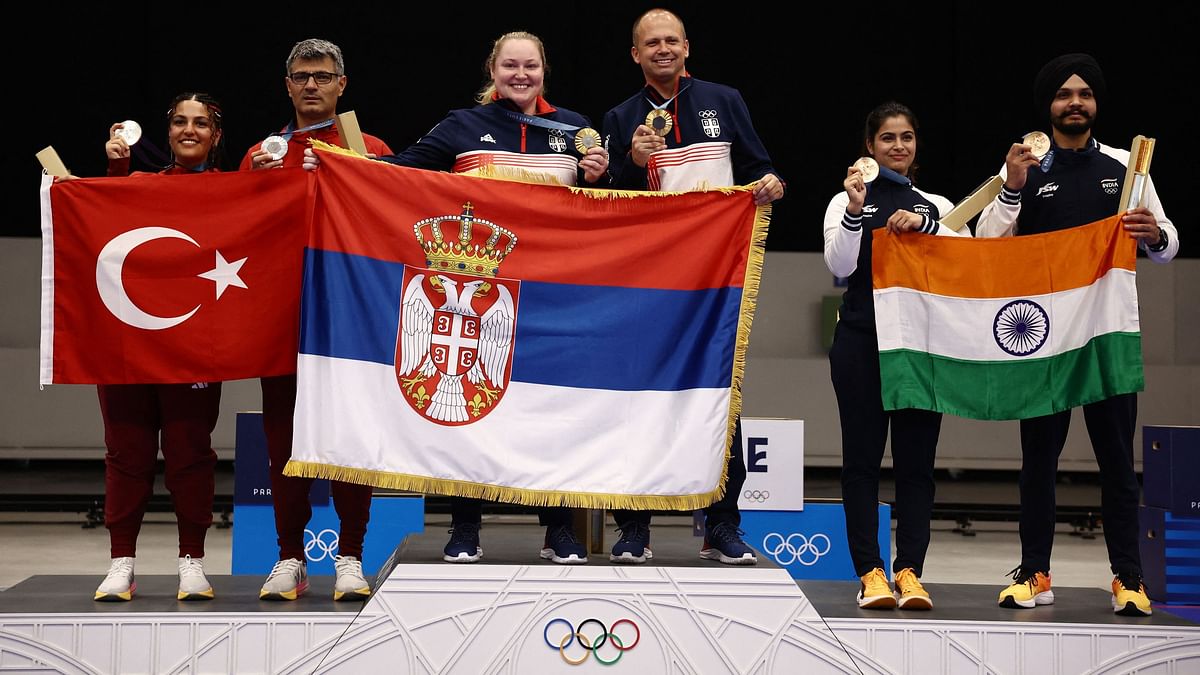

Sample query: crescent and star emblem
[95,226,247,330]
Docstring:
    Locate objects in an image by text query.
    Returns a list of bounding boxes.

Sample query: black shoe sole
[998,597,1034,609]
[1115,601,1152,617]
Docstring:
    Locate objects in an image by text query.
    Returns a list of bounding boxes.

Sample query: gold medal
[1022,131,1051,159]
[853,157,879,183]
[645,109,673,137]
[574,127,601,154]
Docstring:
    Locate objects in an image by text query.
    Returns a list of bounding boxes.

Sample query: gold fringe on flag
[718,202,771,500]
[283,460,725,511]
[310,138,369,159]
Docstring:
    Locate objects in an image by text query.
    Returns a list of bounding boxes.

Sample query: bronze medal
[1022,131,1051,159]
[853,157,879,183]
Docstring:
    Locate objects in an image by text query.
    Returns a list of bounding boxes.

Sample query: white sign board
[738,418,804,511]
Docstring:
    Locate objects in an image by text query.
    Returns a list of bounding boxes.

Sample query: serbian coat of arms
[396,203,520,425]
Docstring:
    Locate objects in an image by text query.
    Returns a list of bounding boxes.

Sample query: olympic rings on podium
[543,617,640,665]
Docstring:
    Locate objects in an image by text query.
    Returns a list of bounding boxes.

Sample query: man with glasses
[243,38,391,170]
[243,38,392,602]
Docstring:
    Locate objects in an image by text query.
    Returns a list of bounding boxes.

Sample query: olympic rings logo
[743,490,770,502]
[698,109,718,118]
[304,528,339,562]
[762,532,831,566]
[543,618,640,666]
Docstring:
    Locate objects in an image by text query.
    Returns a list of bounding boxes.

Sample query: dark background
[13,2,1196,257]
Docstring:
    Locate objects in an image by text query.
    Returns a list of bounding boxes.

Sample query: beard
[1051,109,1094,137]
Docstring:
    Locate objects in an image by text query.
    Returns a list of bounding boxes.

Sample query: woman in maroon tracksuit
[92,93,225,602]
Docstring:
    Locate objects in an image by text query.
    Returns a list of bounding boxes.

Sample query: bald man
[602,9,784,566]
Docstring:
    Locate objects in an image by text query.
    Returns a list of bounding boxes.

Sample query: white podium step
[3,520,1199,674]
[2,567,1199,674]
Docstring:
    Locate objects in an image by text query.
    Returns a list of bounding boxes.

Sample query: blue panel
[234,411,327,506]
[231,495,425,576]
[740,502,891,581]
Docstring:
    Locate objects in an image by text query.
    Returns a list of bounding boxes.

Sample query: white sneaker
[259,558,308,601]
[95,557,135,601]
[333,555,371,601]
[177,555,214,601]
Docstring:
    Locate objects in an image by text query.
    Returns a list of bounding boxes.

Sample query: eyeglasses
[288,71,339,85]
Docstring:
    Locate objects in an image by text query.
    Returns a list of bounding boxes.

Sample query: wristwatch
[1148,226,1169,253]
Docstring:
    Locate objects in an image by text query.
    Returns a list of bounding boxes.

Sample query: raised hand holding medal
[852,157,879,183]
[114,120,142,146]
[645,109,673,137]
[261,135,289,161]
[574,127,602,154]
[844,158,876,212]
[106,121,138,160]
[631,124,666,168]
[1022,131,1051,159]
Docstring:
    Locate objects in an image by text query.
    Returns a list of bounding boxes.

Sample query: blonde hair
[475,31,549,105]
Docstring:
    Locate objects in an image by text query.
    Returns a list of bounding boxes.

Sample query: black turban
[1034,53,1107,116]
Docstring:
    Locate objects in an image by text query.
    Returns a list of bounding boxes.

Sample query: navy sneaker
[610,521,653,564]
[443,522,483,563]
[699,521,758,565]
[540,524,588,564]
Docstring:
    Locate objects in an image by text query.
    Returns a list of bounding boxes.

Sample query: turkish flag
[40,169,309,384]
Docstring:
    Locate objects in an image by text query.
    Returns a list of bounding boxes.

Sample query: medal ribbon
[129,134,209,172]
[876,164,911,186]
[280,118,337,142]
[501,109,585,134]
[1039,136,1098,173]
[643,79,692,114]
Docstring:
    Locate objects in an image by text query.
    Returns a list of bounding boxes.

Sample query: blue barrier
[232,495,424,575]
[740,501,891,581]
[231,412,424,575]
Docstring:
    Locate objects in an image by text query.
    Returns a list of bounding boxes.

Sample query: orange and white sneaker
[94,556,135,602]
[177,555,214,601]
[1112,573,1152,616]
[857,567,897,609]
[893,567,932,610]
[259,558,308,601]
[998,567,1053,608]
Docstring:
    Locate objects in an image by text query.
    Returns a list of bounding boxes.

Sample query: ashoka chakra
[993,299,1050,356]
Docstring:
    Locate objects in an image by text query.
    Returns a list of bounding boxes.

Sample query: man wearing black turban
[978,53,1179,617]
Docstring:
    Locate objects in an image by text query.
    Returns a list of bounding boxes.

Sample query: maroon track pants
[261,374,372,560]
[98,383,221,558]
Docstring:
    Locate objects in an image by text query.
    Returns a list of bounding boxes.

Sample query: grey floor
[0,512,1121,593]
[0,460,1139,601]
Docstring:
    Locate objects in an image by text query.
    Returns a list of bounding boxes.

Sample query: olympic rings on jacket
[543,617,640,665]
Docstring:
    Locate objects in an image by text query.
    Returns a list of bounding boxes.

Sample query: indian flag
[872,215,1143,421]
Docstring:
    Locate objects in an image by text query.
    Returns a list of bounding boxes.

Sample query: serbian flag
[285,147,768,509]
[40,170,308,384]
[872,215,1143,420]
